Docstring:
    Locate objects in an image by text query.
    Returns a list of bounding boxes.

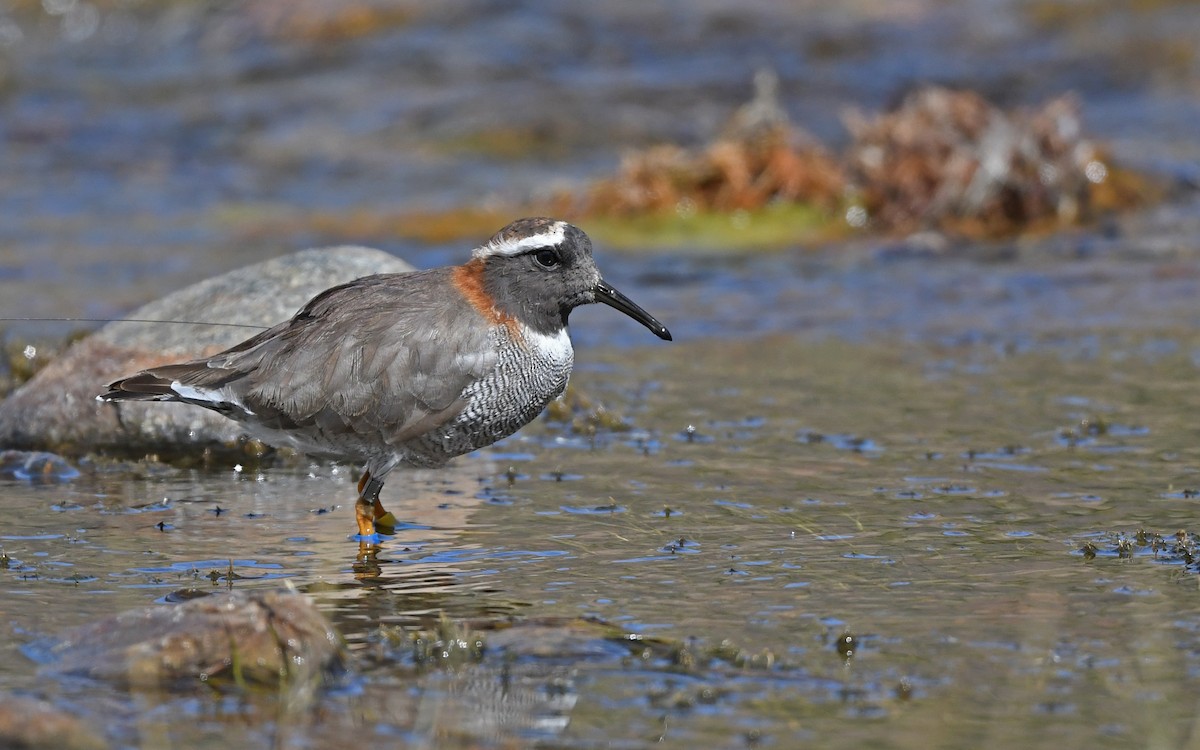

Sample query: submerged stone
[0,449,80,481]
[41,588,345,693]
[0,247,414,457]
[0,694,109,750]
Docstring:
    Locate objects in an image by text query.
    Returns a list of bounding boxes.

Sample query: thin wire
[0,317,270,330]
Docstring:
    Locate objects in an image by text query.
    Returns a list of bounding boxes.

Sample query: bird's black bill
[594,280,672,341]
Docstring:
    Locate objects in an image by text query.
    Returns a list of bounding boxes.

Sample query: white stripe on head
[473,221,567,260]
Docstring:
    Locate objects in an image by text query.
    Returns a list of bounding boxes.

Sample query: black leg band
[360,476,385,503]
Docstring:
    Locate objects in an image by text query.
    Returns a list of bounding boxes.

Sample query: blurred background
[1,0,1197,335]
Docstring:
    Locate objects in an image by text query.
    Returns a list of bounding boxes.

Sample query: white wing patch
[474,222,566,259]
[172,380,255,416]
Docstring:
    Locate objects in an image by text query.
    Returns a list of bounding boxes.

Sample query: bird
[99,217,671,540]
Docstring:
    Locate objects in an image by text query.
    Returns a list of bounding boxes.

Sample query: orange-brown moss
[550,71,847,221]
[549,81,1160,244]
[842,86,1156,237]
[223,80,1163,250]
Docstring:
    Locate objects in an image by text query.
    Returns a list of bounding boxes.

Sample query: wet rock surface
[0,694,109,750]
[40,588,345,693]
[0,449,80,481]
[0,247,414,457]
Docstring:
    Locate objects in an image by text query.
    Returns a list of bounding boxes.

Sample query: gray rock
[0,449,80,481]
[0,246,414,456]
[41,588,344,695]
[0,694,109,750]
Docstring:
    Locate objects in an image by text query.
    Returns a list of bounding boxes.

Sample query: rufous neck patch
[451,259,522,339]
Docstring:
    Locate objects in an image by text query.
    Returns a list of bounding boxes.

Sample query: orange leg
[373,497,390,520]
[354,471,376,537]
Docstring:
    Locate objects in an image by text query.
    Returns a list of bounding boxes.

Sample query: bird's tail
[98,364,215,403]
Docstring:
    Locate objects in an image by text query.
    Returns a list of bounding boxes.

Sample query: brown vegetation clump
[843,86,1144,235]
[225,78,1156,249]
[584,131,846,216]
[558,78,1154,242]
[556,71,847,218]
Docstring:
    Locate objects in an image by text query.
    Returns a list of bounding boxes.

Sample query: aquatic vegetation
[281,78,1162,251]
[550,71,845,233]
[566,81,1158,246]
[1083,528,1199,572]
[843,86,1153,236]
[543,384,631,435]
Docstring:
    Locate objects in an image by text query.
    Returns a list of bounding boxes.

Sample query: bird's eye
[534,248,560,268]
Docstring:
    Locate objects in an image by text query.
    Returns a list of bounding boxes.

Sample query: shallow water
[5,334,1200,748]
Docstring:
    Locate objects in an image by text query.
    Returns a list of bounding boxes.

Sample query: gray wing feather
[116,268,498,447]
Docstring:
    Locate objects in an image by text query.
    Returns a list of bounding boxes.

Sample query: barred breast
[403,325,574,465]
